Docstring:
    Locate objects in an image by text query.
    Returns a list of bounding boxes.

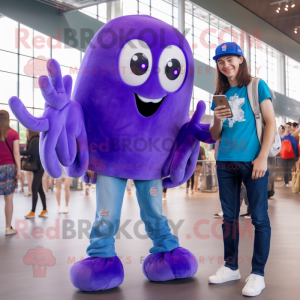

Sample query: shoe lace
[245,274,257,287]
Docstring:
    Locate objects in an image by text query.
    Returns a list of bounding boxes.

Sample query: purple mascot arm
[162,101,215,188]
[9,59,89,178]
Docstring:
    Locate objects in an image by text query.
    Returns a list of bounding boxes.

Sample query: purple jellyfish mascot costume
[9,15,214,291]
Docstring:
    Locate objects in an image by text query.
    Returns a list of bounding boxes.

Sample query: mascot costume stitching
[9,15,214,291]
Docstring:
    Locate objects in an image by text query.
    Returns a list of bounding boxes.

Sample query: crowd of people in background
[278,122,299,186]
[0,110,95,236]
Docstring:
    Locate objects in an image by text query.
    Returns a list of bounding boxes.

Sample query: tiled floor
[0,181,299,300]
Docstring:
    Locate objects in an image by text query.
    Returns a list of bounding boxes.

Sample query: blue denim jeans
[87,174,179,258]
[216,161,271,276]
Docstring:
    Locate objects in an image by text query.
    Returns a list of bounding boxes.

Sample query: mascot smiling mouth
[135,93,166,117]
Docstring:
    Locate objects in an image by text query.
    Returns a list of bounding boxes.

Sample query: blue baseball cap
[213,42,243,61]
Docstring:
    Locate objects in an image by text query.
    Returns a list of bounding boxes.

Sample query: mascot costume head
[9,15,213,291]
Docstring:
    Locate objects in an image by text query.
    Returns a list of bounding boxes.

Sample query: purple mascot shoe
[70,256,124,291]
[143,247,198,281]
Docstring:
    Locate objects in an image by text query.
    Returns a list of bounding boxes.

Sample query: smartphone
[213,95,233,118]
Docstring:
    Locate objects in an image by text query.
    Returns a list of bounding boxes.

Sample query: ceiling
[35,0,112,13]
[235,0,300,45]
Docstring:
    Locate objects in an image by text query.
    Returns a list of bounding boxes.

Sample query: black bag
[21,156,38,171]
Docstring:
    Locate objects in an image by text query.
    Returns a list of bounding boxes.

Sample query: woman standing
[194,144,206,193]
[22,130,47,218]
[0,110,21,235]
[208,42,276,297]
[56,166,71,213]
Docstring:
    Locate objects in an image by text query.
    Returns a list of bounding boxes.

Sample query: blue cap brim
[213,53,242,61]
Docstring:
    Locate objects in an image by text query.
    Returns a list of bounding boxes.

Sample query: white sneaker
[58,206,63,213]
[285,183,291,187]
[63,206,69,214]
[162,196,167,201]
[208,265,241,284]
[242,274,265,297]
[214,211,224,218]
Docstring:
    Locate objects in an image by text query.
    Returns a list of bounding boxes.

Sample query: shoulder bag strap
[247,77,263,145]
[5,139,16,164]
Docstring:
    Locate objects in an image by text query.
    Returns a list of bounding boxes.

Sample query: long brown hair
[215,56,252,95]
[0,110,10,142]
[27,129,40,143]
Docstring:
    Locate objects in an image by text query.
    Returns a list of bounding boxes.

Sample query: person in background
[43,172,53,195]
[162,187,167,201]
[126,179,133,195]
[186,173,194,194]
[56,166,71,214]
[291,122,299,138]
[278,125,285,139]
[22,130,47,218]
[24,171,33,196]
[19,171,25,193]
[291,122,299,143]
[194,144,206,193]
[0,110,21,235]
[280,122,298,186]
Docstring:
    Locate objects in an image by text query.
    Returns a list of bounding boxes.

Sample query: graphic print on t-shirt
[226,94,246,127]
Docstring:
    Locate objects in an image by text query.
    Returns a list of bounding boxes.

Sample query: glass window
[185,12,193,26]
[19,124,27,144]
[20,24,33,57]
[194,17,208,31]
[10,120,18,131]
[60,65,78,95]
[52,42,81,68]
[151,8,172,25]
[184,33,192,48]
[286,57,300,102]
[33,109,44,118]
[173,18,178,30]
[0,104,14,119]
[33,87,45,109]
[173,6,178,19]
[80,5,97,19]
[193,6,209,23]
[19,75,34,108]
[123,0,137,15]
[0,71,18,105]
[0,50,18,74]
[98,3,107,23]
[0,17,18,53]
[20,55,33,76]
[193,86,211,114]
[33,30,51,59]
[152,0,172,15]
[139,2,150,15]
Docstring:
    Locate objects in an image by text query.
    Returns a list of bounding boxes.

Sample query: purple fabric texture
[9,15,213,182]
[9,59,88,178]
[70,256,124,291]
[162,101,215,188]
[72,15,212,180]
[142,247,198,281]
